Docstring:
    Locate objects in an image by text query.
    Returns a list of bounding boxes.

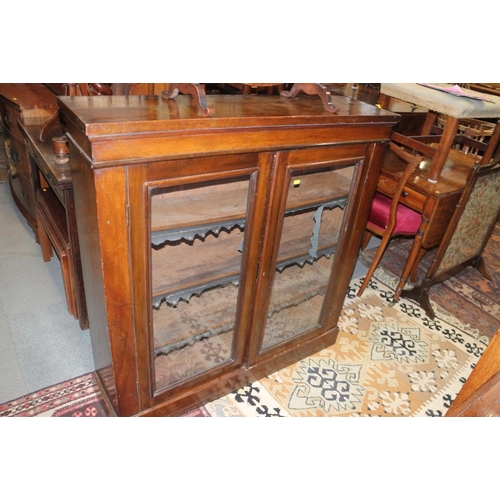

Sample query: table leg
[428,116,459,182]
[378,93,391,109]
[64,190,89,330]
[420,111,438,135]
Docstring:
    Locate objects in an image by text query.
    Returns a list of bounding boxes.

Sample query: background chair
[435,115,496,158]
[387,121,500,301]
[357,142,424,297]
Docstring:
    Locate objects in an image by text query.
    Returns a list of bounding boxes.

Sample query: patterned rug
[0,373,115,417]
[0,372,211,417]
[0,275,487,417]
[358,222,500,341]
[205,276,486,417]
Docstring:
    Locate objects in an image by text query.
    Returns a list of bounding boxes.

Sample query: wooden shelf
[151,178,250,233]
[153,254,334,357]
[151,199,346,308]
[150,168,353,246]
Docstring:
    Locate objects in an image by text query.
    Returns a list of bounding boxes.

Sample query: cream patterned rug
[205,275,487,417]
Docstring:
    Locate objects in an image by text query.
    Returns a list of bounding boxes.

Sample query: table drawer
[0,100,24,143]
[4,133,31,179]
[422,192,462,248]
[9,168,36,219]
[377,175,426,213]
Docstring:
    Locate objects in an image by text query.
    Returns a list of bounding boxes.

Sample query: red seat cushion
[368,193,421,235]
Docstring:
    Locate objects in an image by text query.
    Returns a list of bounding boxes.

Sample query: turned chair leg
[394,231,424,301]
[409,247,427,283]
[357,232,391,297]
[36,213,54,262]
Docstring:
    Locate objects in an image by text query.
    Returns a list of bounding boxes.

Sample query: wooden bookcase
[58,91,398,416]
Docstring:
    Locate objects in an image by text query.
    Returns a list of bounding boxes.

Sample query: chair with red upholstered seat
[357,142,424,297]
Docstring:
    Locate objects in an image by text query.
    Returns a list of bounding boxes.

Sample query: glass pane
[150,176,250,393]
[261,165,354,351]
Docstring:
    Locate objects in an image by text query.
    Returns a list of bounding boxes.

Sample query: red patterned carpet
[0,373,111,417]
[0,372,210,417]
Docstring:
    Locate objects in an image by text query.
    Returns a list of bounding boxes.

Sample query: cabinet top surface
[58,94,399,137]
[0,84,58,109]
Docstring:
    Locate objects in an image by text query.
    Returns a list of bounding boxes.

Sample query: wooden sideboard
[0,84,58,237]
[0,84,171,239]
[58,91,399,417]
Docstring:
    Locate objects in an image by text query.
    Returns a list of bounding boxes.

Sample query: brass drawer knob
[11,148,21,165]
[4,111,12,128]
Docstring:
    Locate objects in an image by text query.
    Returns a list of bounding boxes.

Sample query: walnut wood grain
[446,326,500,416]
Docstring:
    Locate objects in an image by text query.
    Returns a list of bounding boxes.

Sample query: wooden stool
[379,83,500,181]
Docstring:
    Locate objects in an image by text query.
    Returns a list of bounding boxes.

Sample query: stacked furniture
[58,88,399,416]
[369,84,500,300]
[378,83,500,181]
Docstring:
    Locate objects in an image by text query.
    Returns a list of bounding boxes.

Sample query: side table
[19,121,88,330]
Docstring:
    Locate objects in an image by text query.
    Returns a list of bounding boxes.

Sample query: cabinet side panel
[93,167,139,416]
[68,142,116,405]
[69,139,140,416]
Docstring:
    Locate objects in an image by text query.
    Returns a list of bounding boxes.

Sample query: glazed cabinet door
[130,152,270,409]
[249,145,369,362]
